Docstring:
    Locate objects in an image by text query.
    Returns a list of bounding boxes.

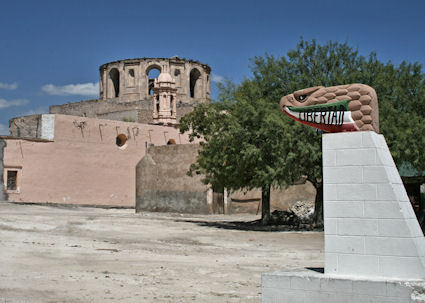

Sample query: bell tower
[152,65,177,125]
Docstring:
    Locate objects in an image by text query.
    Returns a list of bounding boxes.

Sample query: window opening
[116,134,128,148]
[147,67,161,95]
[127,68,135,87]
[109,68,120,97]
[7,170,17,190]
[190,69,201,98]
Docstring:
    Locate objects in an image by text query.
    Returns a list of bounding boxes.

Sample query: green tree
[180,39,425,225]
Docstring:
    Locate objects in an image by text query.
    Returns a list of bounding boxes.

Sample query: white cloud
[0,124,9,135]
[212,73,226,84]
[0,98,29,109]
[0,82,18,90]
[41,82,99,96]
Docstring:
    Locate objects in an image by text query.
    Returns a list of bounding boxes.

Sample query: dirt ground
[0,202,324,303]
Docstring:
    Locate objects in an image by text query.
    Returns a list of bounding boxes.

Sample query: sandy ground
[0,202,323,303]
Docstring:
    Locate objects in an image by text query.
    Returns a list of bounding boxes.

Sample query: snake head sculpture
[280,84,379,133]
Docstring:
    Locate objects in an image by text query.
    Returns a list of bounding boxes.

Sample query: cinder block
[365,237,418,257]
[361,131,377,148]
[337,254,379,277]
[325,201,364,218]
[325,218,338,235]
[400,201,417,219]
[325,253,338,274]
[336,148,376,166]
[414,238,425,257]
[352,279,386,296]
[262,270,425,303]
[351,295,409,303]
[376,184,397,200]
[261,287,284,303]
[336,184,377,200]
[320,131,425,281]
[325,235,364,254]
[379,256,425,279]
[385,166,403,184]
[393,183,410,202]
[323,149,336,167]
[262,273,290,289]
[361,132,381,148]
[378,219,420,237]
[324,167,363,184]
[408,219,425,238]
[363,166,390,184]
[320,277,353,293]
[304,291,354,303]
[323,132,363,150]
[337,218,378,236]
[262,288,305,303]
[373,133,389,149]
[290,275,321,291]
[386,281,413,299]
[364,201,403,219]
[376,148,396,167]
[324,184,337,201]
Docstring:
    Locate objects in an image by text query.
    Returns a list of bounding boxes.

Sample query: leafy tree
[180,39,425,225]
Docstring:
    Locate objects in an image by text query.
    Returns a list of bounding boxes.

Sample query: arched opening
[146,65,161,96]
[127,68,135,87]
[174,69,181,87]
[167,139,176,145]
[170,95,174,115]
[116,134,128,149]
[156,95,160,113]
[190,68,201,98]
[109,68,120,98]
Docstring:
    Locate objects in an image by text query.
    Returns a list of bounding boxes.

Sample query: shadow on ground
[175,219,322,232]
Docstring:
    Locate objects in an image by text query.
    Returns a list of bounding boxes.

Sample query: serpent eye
[297,94,307,101]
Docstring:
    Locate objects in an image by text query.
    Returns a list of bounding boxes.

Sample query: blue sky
[0,0,424,134]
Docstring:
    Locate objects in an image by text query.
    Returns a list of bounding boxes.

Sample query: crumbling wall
[9,115,42,138]
[136,144,210,214]
[99,57,211,103]
[97,109,138,122]
[0,138,7,200]
[49,99,149,119]
[230,183,316,214]
[50,98,198,124]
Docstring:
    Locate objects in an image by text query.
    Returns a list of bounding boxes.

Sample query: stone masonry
[50,57,211,124]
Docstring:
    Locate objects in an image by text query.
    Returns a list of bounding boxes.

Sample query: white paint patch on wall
[41,114,55,140]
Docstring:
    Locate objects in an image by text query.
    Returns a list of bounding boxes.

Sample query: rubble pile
[269,201,318,230]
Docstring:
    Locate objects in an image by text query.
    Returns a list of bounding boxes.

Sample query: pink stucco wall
[3,114,198,207]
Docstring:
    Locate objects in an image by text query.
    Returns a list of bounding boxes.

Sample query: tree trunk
[313,182,323,226]
[261,185,271,225]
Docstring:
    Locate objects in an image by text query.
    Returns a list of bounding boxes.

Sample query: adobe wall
[3,114,199,207]
[136,143,316,214]
[0,138,7,200]
[136,144,210,214]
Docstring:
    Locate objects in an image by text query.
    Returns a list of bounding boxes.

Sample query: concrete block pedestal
[262,132,425,302]
[262,269,425,303]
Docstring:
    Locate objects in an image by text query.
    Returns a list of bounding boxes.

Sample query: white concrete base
[323,131,425,279]
[262,269,425,303]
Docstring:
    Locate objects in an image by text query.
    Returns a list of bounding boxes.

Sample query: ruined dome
[157,72,174,83]
[157,64,174,83]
